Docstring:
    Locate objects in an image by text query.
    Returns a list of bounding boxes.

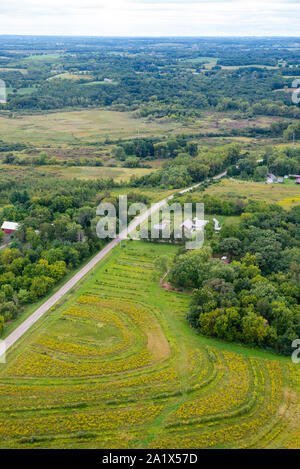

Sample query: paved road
[213,171,227,180]
[3,175,225,354]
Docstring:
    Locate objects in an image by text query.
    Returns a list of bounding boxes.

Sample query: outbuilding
[1,221,20,235]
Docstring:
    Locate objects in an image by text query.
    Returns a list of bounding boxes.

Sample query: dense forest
[0,173,147,334]
[169,201,300,355]
[0,36,299,120]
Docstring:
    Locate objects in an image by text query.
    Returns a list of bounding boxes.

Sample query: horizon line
[0,34,300,39]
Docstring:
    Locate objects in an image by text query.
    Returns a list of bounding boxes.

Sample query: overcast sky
[0,0,299,36]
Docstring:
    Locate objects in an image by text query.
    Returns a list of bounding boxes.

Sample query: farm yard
[0,241,299,449]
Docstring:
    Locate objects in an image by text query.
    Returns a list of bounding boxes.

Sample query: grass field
[48,73,92,82]
[0,110,177,145]
[0,108,290,146]
[203,179,300,208]
[34,165,156,182]
[24,53,61,63]
[0,241,299,449]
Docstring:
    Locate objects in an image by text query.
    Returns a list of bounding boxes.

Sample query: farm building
[181,218,209,232]
[275,177,284,184]
[213,218,222,232]
[1,221,20,235]
[221,256,229,264]
[267,173,276,184]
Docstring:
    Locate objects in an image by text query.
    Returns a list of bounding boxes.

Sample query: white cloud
[0,0,298,36]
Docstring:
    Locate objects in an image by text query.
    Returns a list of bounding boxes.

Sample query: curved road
[3,175,226,354]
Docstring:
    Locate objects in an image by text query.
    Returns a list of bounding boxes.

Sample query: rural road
[3,173,226,354]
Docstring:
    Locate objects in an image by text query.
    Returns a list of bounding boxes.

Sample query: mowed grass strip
[0,242,299,448]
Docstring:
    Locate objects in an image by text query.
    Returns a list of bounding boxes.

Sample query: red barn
[1,221,20,235]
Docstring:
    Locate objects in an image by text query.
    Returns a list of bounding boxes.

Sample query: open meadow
[0,108,290,146]
[34,165,155,182]
[202,179,300,208]
[1,241,300,449]
[0,110,179,145]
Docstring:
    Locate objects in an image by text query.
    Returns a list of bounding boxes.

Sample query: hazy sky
[0,0,299,36]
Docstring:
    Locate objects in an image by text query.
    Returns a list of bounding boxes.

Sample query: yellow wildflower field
[0,242,299,449]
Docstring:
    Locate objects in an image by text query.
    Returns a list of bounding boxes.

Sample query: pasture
[34,165,155,182]
[0,108,288,147]
[0,241,299,449]
[0,110,176,145]
[203,179,300,208]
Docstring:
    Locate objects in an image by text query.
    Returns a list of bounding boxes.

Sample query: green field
[24,53,61,62]
[203,179,300,208]
[34,165,156,182]
[0,108,288,147]
[48,73,92,82]
[1,241,299,449]
[0,110,177,145]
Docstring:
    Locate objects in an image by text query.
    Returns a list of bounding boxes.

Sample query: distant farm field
[24,53,61,62]
[35,165,156,182]
[203,179,300,208]
[0,110,176,145]
[0,109,290,146]
[1,241,299,449]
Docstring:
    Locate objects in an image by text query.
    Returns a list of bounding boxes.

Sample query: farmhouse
[289,175,300,184]
[181,218,209,232]
[267,173,276,184]
[275,177,284,184]
[213,218,222,232]
[1,221,20,235]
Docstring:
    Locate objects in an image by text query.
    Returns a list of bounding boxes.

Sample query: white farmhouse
[213,218,222,232]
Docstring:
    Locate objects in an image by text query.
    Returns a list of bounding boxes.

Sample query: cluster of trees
[3,151,104,168]
[0,140,27,153]
[131,144,241,189]
[112,136,198,162]
[169,204,300,355]
[228,145,300,180]
[0,175,125,335]
[175,193,247,216]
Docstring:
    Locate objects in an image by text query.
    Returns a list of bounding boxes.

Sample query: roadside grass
[0,241,299,449]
